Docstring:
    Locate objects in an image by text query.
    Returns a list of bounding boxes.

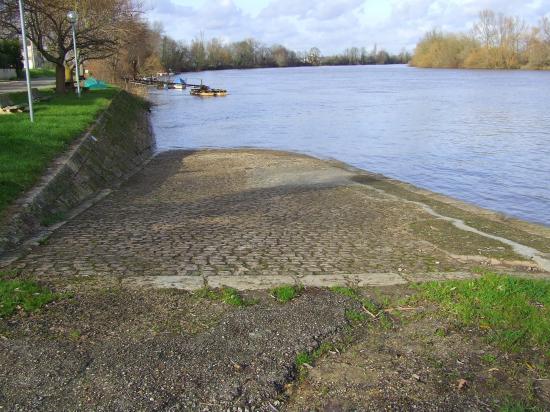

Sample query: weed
[435,328,446,337]
[194,286,257,307]
[330,286,359,299]
[0,274,58,317]
[498,398,543,412]
[220,287,247,307]
[481,353,497,364]
[271,285,303,303]
[295,351,313,368]
[345,309,367,323]
[362,299,380,316]
[295,341,339,380]
[68,330,81,340]
[194,287,219,300]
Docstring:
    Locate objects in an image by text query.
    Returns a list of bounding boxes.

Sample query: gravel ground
[0,283,358,411]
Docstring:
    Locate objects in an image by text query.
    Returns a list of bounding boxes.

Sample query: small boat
[173,83,186,90]
[190,85,227,97]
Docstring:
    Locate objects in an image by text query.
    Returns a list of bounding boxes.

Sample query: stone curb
[123,272,482,291]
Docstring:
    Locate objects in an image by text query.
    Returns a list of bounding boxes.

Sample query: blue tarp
[84,77,107,89]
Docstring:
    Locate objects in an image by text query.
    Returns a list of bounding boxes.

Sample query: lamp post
[18,0,34,122]
[67,10,81,98]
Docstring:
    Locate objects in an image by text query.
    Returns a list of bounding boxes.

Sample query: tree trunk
[55,63,66,94]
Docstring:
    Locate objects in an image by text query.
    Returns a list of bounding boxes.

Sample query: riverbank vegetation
[91,28,410,82]
[412,10,550,70]
[0,88,117,217]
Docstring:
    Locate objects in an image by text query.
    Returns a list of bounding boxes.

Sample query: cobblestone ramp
[8,149,492,282]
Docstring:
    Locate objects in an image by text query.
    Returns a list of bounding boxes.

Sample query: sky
[145,0,550,54]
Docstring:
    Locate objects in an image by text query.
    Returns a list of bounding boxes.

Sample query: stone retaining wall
[0,91,155,256]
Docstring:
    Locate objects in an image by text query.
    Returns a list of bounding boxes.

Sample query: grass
[295,342,338,379]
[271,285,303,302]
[330,286,359,299]
[29,68,56,78]
[195,286,257,307]
[415,272,550,353]
[499,399,544,412]
[345,308,367,323]
[0,272,58,317]
[0,88,118,217]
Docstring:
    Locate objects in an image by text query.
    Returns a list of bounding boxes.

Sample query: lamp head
[67,10,78,24]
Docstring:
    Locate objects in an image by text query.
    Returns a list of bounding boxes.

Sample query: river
[149,65,550,226]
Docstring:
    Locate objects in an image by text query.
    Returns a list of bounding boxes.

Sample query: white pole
[71,24,81,98]
[18,0,34,122]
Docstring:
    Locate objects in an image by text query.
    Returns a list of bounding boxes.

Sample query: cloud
[145,0,550,53]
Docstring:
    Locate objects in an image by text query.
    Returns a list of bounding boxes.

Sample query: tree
[0,0,141,93]
[307,47,321,65]
[0,39,23,77]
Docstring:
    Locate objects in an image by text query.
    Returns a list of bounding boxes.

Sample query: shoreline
[155,145,550,230]
[5,147,550,277]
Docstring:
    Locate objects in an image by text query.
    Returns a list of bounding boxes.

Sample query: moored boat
[190,85,227,97]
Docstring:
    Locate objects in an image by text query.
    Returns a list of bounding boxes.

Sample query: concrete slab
[125,275,204,290]
[207,275,297,290]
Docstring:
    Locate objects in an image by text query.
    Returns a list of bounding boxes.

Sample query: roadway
[0,78,55,94]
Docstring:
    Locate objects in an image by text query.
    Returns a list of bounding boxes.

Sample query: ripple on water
[151,65,550,226]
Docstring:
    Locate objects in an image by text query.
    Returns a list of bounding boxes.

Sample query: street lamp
[67,10,81,98]
[18,0,34,122]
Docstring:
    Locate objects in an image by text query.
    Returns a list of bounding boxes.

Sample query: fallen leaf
[457,379,468,390]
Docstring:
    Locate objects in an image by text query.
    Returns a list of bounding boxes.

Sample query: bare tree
[0,0,141,93]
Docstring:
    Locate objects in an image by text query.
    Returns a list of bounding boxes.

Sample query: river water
[149,65,550,226]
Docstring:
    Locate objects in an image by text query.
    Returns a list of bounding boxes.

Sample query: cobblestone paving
[10,149,472,279]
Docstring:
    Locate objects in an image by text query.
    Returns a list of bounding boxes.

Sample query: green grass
[29,68,55,78]
[295,341,338,380]
[345,308,367,323]
[194,286,257,307]
[330,286,359,299]
[271,285,303,302]
[0,88,118,217]
[0,272,58,317]
[295,351,313,368]
[499,399,543,412]
[416,272,550,352]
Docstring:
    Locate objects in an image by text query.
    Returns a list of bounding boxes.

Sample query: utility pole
[67,11,81,98]
[18,0,34,122]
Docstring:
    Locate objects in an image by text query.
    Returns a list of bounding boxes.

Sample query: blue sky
[145,0,550,54]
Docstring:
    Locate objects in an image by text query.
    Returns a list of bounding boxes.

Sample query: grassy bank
[0,88,118,217]
[415,273,550,354]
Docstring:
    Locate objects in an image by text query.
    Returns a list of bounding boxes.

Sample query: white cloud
[145,0,550,54]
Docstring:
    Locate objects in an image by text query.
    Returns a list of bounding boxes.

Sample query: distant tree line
[0,0,410,90]
[120,27,411,77]
[412,10,550,70]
